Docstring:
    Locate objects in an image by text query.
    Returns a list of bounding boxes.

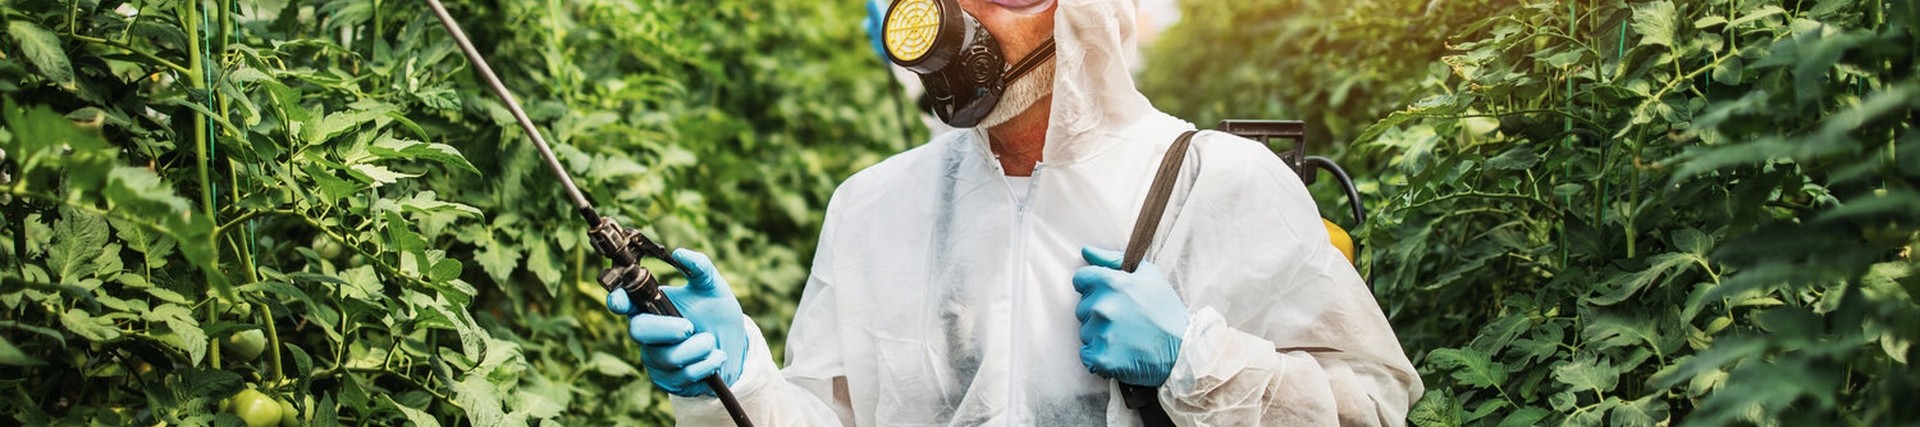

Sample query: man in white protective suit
[603,0,1425,424]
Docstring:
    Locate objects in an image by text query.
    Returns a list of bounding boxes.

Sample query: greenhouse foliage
[1148,0,1917,424]
[2,0,1915,425]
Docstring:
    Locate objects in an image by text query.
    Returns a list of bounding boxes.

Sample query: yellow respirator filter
[883,0,942,63]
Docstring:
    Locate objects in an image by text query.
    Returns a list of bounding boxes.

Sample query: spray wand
[424,1,754,425]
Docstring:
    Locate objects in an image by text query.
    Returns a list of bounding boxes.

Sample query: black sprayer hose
[1303,156,1364,261]
[1303,156,1364,226]
[423,1,752,425]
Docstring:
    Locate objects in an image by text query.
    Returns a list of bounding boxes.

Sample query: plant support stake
[423,1,754,425]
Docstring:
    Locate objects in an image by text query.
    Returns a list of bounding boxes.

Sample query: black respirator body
[882,0,1055,128]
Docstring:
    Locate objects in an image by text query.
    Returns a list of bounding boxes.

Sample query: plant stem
[261,303,285,381]
[185,0,230,370]
[1404,191,1558,212]
[310,366,467,412]
[1626,142,1642,259]
[68,35,192,75]
[186,1,213,222]
[213,209,280,237]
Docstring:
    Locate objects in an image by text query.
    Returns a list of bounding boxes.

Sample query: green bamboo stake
[183,0,226,370]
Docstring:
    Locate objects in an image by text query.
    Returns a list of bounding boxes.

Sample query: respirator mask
[882,0,1056,128]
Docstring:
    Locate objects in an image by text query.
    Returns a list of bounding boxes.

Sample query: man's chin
[974,65,1056,129]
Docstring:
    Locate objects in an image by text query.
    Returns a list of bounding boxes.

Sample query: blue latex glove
[1072,246,1189,387]
[606,249,748,397]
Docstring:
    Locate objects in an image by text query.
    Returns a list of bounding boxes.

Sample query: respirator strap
[1002,38,1056,82]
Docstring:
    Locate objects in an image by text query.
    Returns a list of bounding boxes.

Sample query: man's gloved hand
[606,249,748,397]
[1072,246,1189,387]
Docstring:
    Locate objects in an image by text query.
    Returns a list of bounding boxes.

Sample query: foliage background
[4,0,1916,425]
[0,0,913,424]
[1147,0,1917,424]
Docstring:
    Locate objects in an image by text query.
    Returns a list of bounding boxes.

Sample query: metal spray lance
[423,1,754,425]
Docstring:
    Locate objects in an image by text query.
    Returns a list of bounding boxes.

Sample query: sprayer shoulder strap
[1122,129,1199,272]
[1117,129,1200,427]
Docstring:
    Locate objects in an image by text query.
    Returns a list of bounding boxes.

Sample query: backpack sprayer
[424,1,754,425]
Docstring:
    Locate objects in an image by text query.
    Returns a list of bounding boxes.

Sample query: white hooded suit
[669,0,1423,424]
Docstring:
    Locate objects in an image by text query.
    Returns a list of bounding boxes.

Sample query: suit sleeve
[670,207,856,426]
[1154,133,1424,426]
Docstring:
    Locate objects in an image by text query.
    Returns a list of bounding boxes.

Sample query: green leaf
[1710,56,1745,85]
[1464,400,1507,423]
[1468,314,1530,355]
[589,352,640,378]
[1407,390,1463,427]
[301,164,361,201]
[510,374,569,420]
[183,368,242,400]
[1548,390,1578,412]
[525,238,564,297]
[389,191,481,236]
[105,166,193,214]
[428,258,463,285]
[236,281,318,309]
[1583,313,1679,355]
[1727,6,1786,28]
[450,374,507,427]
[88,243,125,285]
[474,243,521,285]
[1496,407,1550,427]
[1552,183,1584,198]
[1587,252,1697,305]
[1692,16,1727,30]
[147,303,207,364]
[1538,50,1584,69]
[303,106,392,146]
[1354,94,1473,145]
[1754,306,1822,338]
[368,135,480,174]
[1610,393,1669,427]
[59,308,122,342]
[1671,228,1712,256]
[111,217,177,270]
[1631,1,1677,48]
[313,396,340,427]
[1428,348,1507,389]
[7,21,74,89]
[383,395,443,427]
[1564,397,1614,427]
[1553,354,1621,394]
[349,163,418,187]
[1484,146,1539,170]
[288,344,313,378]
[47,208,110,284]
[0,335,44,366]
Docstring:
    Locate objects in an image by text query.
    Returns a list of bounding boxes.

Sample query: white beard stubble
[973,61,1055,129]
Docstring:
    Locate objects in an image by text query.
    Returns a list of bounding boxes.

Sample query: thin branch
[68,34,191,75]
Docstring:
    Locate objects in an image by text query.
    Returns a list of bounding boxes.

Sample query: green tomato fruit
[311,235,344,260]
[224,329,268,362]
[213,298,253,317]
[228,389,282,427]
[278,398,299,427]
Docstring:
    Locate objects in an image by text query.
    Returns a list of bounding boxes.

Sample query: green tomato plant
[1152,0,1917,424]
[0,0,909,425]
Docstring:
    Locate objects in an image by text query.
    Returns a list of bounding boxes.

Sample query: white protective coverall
[669,0,1424,424]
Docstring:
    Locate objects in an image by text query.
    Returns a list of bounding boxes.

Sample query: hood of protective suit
[1029,0,1154,165]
